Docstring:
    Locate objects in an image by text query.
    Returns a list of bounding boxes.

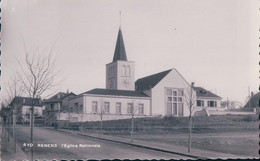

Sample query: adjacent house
[43,91,76,126]
[244,92,259,113]
[8,96,44,123]
[192,87,222,116]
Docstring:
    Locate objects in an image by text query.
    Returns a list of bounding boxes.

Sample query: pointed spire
[113,28,127,62]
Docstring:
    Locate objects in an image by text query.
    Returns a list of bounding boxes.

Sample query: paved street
[11,126,189,160]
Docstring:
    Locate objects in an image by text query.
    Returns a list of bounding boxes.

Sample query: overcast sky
[1,0,258,104]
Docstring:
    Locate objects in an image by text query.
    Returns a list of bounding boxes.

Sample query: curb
[48,128,251,159]
[48,128,202,158]
[77,133,204,159]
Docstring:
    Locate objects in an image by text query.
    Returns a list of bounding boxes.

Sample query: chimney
[251,92,254,98]
[67,89,69,93]
[191,82,194,87]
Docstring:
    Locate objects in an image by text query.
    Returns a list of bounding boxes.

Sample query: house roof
[43,92,76,103]
[9,96,43,107]
[135,69,172,91]
[244,92,260,108]
[193,87,221,99]
[113,28,127,62]
[82,88,149,98]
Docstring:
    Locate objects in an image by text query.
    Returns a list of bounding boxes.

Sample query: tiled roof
[113,28,127,62]
[82,88,149,98]
[244,92,260,108]
[135,69,172,91]
[193,87,221,99]
[43,92,76,103]
[9,97,43,107]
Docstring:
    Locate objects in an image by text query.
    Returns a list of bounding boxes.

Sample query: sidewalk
[50,128,251,159]
[1,128,29,161]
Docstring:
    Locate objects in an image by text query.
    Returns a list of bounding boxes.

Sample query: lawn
[80,114,259,157]
[132,132,259,157]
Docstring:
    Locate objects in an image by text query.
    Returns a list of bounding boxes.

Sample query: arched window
[127,65,131,76]
[122,65,126,76]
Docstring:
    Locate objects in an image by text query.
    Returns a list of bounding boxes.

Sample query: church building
[57,27,222,122]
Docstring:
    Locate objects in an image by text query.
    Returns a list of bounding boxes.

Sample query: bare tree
[78,107,85,133]
[16,45,58,161]
[129,100,140,143]
[183,82,197,153]
[98,98,104,136]
[3,75,24,153]
[4,75,24,106]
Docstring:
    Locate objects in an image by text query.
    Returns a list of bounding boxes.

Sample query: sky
[1,0,258,105]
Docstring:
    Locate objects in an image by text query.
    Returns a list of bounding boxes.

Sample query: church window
[166,88,184,116]
[138,104,144,114]
[166,103,172,115]
[92,101,98,113]
[178,103,184,116]
[127,103,133,114]
[178,90,183,96]
[116,102,121,114]
[112,66,115,75]
[104,102,110,113]
[122,65,126,76]
[167,97,172,101]
[166,89,172,95]
[173,103,177,115]
[127,65,131,76]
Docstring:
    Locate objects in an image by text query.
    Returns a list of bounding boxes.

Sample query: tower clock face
[122,79,130,87]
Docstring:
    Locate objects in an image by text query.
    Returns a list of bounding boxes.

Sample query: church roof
[193,87,221,99]
[82,88,149,98]
[113,28,127,62]
[135,69,173,91]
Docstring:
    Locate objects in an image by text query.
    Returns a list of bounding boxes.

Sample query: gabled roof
[113,28,127,62]
[82,88,149,98]
[43,92,76,103]
[244,92,260,108]
[9,97,43,107]
[135,69,173,91]
[193,87,221,99]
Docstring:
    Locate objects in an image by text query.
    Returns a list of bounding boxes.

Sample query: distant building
[9,96,44,123]
[244,92,259,113]
[43,91,76,126]
[192,87,222,116]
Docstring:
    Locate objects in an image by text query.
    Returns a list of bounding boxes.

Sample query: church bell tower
[106,27,135,91]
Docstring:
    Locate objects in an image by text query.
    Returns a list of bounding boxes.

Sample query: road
[12,126,189,160]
